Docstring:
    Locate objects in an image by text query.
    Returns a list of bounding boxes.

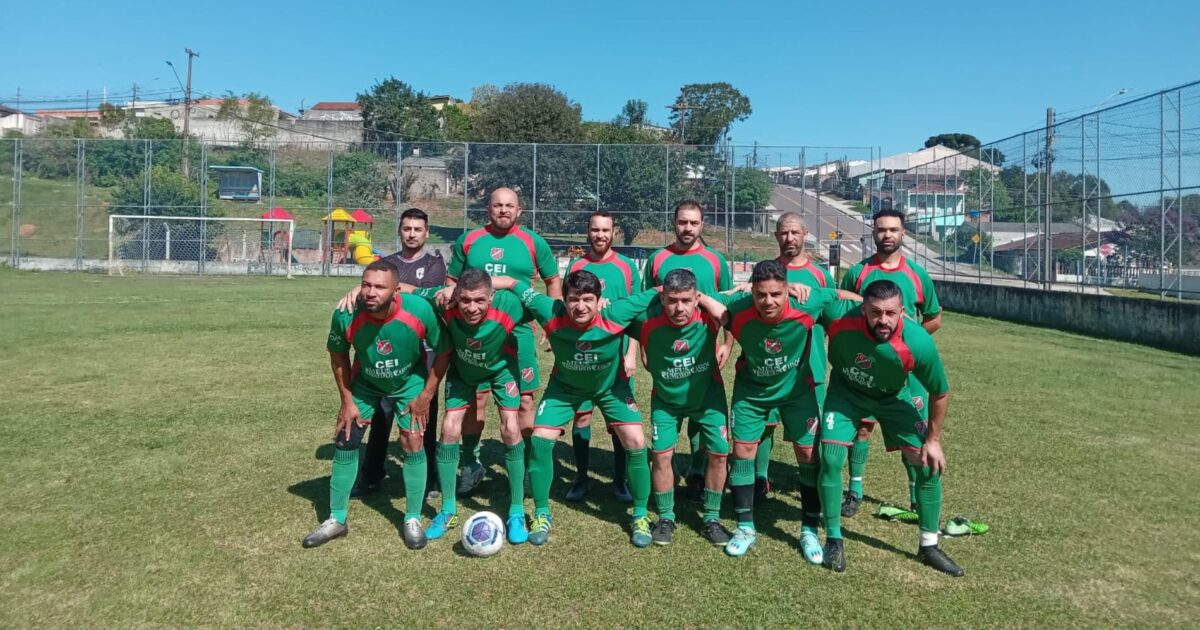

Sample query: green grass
[1,269,1197,627]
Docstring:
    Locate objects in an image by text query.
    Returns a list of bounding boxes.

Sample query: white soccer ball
[462,511,505,557]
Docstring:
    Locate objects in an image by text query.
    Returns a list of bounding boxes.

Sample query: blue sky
[5,0,1199,160]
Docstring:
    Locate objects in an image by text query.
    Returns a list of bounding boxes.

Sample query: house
[0,104,43,135]
[301,102,362,122]
[991,228,1124,278]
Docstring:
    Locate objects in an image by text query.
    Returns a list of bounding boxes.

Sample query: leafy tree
[951,223,992,261]
[357,77,444,147]
[442,104,472,142]
[332,151,390,208]
[669,82,752,147]
[961,166,1014,219]
[615,99,648,128]
[471,83,585,143]
[216,92,277,145]
[99,103,126,130]
[979,147,1006,166]
[597,143,690,245]
[108,166,220,261]
[731,166,772,228]
[924,133,981,151]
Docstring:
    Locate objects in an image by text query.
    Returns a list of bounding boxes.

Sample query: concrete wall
[933,279,1200,355]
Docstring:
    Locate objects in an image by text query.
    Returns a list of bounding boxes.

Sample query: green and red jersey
[717,288,837,403]
[326,295,447,396]
[412,286,525,384]
[780,256,836,384]
[840,254,941,320]
[626,296,723,409]
[567,249,641,301]
[513,280,656,397]
[822,300,948,399]
[643,242,732,294]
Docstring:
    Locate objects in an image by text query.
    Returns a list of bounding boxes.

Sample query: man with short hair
[304,260,449,550]
[816,279,962,576]
[444,188,562,495]
[643,200,734,500]
[627,268,732,547]
[498,270,658,547]
[838,207,942,518]
[563,210,642,502]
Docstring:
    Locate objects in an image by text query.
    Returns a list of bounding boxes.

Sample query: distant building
[301,102,362,122]
[0,104,43,135]
[209,165,263,201]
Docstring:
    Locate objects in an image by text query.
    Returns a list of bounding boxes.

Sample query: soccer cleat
[943,516,990,537]
[685,474,705,502]
[823,538,846,572]
[528,513,553,546]
[702,520,732,546]
[506,514,529,544]
[917,545,965,577]
[612,481,633,503]
[754,477,772,504]
[724,525,757,557]
[350,478,382,499]
[426,511,459,541]
[457,463,485,496]
[876,504,920,524]
[302,518,348,548]
[631,516,654,548]
[564,477,593,502]
[402,517,427,550]
[841,490,862,518]
[799,531,824,565]
[651,518,677,546]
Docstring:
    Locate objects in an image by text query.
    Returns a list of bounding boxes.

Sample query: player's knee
[793,444,816,465]
[902,449,923,467]
[573,413,592,429]
[855,424,874,439]
[652,450,673,467]
[732,441,757,460]
[399,431,423,453]
[707,441,731,459]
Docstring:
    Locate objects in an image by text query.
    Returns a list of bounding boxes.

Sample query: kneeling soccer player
[497,270,658,547]
[816,279,962,576]
[304,260,449,550]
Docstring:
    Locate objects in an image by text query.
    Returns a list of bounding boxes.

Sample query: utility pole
[1043,107,1054,288]
[181,48,198,178]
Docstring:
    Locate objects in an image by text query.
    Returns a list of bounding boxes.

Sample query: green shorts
[533,377,642,434]
[447,362,521,412]
[649,387,729,455]
[860,374,926,428]
[349,379,422,437]
[516,326,541,393]
[820,381,927,454]
[576,374,636,418]
[732,381,820,450]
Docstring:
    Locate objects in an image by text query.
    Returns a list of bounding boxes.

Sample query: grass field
[1,269,1197,627]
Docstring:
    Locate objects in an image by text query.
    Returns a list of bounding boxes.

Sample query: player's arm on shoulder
[512,280,558,325]
[922,312,943,334]
[446,235,467,280]
[606,288,660,326]
[696,291,730,326]
[818,298,856,327]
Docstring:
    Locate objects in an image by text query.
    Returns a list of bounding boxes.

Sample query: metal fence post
[11,139,21,267]
[75,139,85,269]
[532,143,538,232]
[463,142,469,232]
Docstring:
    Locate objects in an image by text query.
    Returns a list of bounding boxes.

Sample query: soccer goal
[108,215,295,277]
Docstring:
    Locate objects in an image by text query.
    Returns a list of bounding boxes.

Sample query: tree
[108,166,220,261]
[442,104,472,142]
[669,82,752,147]
[615,99,648,128]
[332,150,390,209]
[99,103,127,130]
[924,133,981,151]
[951,223,992,262]
[471,83,585,143]
[731,167,772,228]
[961,166,1013,220]
[216,92,277,145]
[357,77,444,146]
[979,147,1006,166]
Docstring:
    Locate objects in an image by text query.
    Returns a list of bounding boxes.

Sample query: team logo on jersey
[466,337,483,351]
[912,396,925,412]
[855,353,873,369]
[673,338,690,353]
[764,338,782,354]
[599,278,607,292]
[521,367,535,383]
[505,381,519,398]
[490,247,504,260]
[376,340,393,355]
[719,425,728,440]
[625,397,638,412]
[576,340,592,352]
[416,268,425,280]
[915,420,928,437]
[806,417,820,435]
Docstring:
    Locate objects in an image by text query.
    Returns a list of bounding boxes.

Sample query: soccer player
[754,212,836,504]
[816,279,962,576]
[626,269,732,547]
[643,200,734,501]
[444,188,562,494]
[304,260,449,550]
[397,268,532,544]
[343,208,446,500]
[838,206,943,518]
[498,270,658,547]
[563,210,641,502]
[705,259,836,559]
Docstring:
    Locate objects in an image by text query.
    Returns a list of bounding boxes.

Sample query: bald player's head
[487,187,523,231]
[774,211,808,259]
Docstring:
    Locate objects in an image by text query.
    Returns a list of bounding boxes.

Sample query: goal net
[108,215,294,276]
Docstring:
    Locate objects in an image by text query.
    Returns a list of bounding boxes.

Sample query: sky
[5,0,1199,162]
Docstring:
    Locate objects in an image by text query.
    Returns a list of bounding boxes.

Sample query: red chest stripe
[347,296,426,346]
[730,303,812,340]
[829,314,915,374]
[855,256,924,305]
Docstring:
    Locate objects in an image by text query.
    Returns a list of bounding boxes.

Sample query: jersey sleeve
[513,280,560,325]
[421,305,448,354]
[447,235,467,279]
[838,264,860,292]
[917,268,942,318]
[906,326,948,396]
[625,310,647,340]
[820,266,836,289]
[534,233,560,280]
[801,287,838,318]
[327,309,352,354]
[820,299,859,326]
[717,252,733,291]
[410,285,447,315]
[604,288,658,328]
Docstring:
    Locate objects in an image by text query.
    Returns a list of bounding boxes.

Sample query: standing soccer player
[815,279,962,576]
[498,271,658,547]
[626,269,733,548]
[838,207,942,518]
[444,188,562,494]
[304,260,449,550]
[706,260,836,560]
[643,200,734,500]
[563,210,641,502]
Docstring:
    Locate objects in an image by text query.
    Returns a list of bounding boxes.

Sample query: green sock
[505,441,526,517]
[702,488,723,523]
[904,460,920,509]
[435,443,460,515]
[848,439,869,498]
[730,457,755,526]
[529,436,556,514]
[686,424,705,477]
[819,443,848,538]
[915,465,943,538]
[655,491,675,522]
[625,447,651,518]
[461,432,482,467]
[755,426,774,481]
[329,448,359,524]
[402,450,427,520]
